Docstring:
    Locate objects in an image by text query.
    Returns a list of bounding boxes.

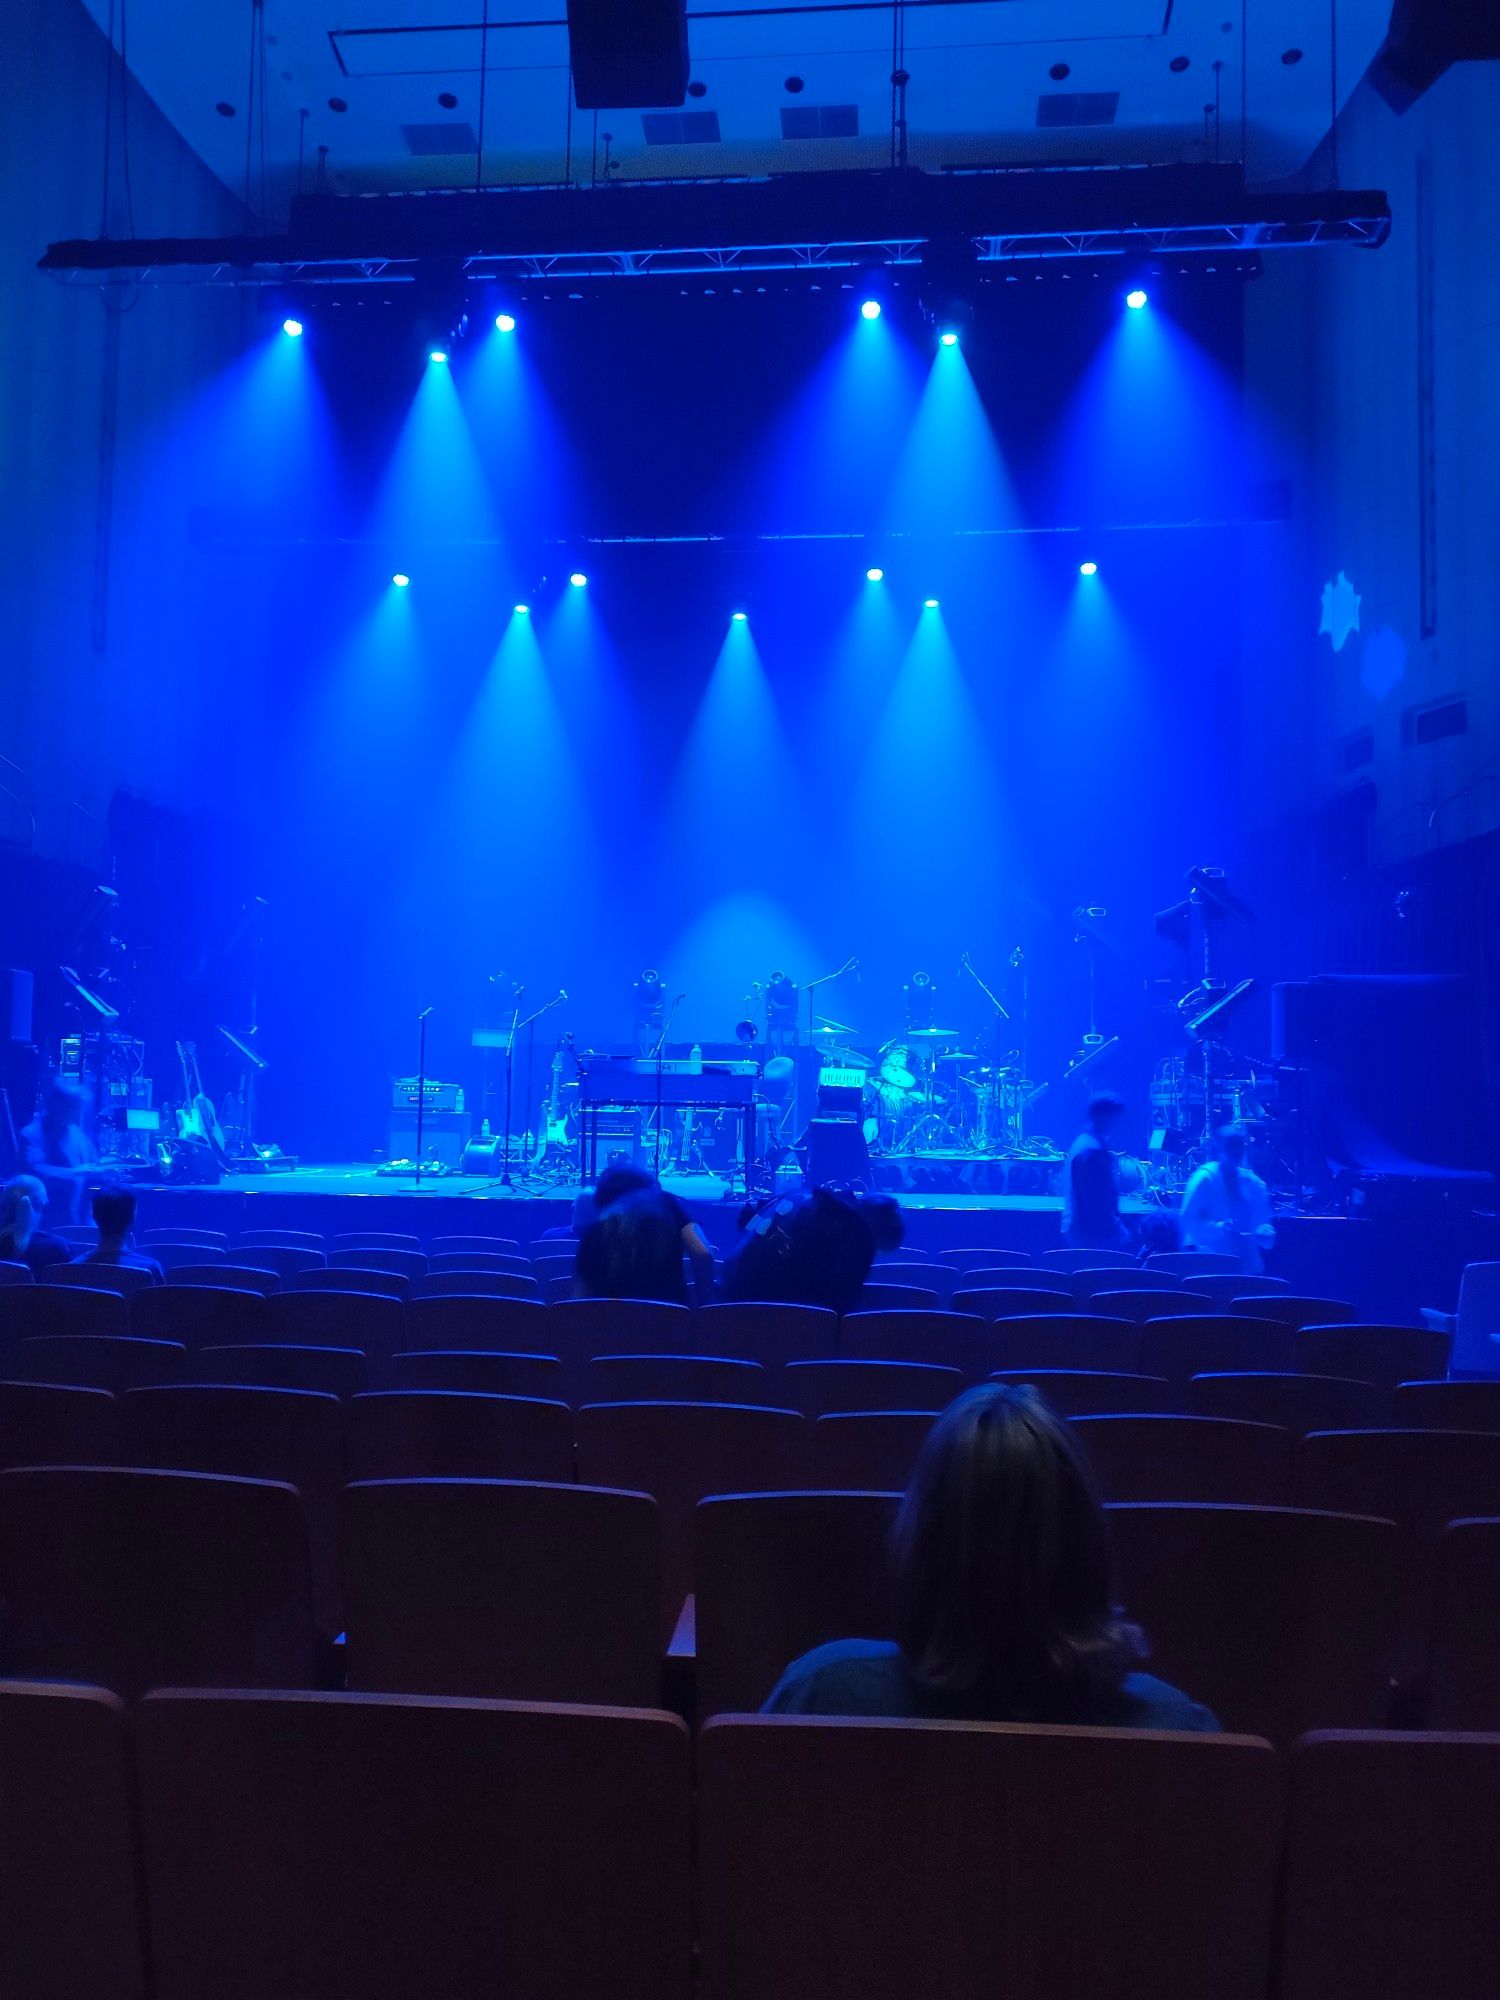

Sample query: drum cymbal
[936,1051,977,1064]
[907,1028,962,1038]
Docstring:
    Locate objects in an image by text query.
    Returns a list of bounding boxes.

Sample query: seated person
[592,1162,715,1300]
[538,1190,597,1242]
[72,1183,164,1284]
[722,1187,875,1316]
[1179,1124,1275,1273]
[765,1382,1216,1730]
[0,1175,73,1275]
[19,1078,100,1224]
[575,1189,688,1305]
[859,1192,926,1261]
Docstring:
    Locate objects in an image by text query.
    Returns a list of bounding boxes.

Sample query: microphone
[674,992,688,1004]
[557,988,569,1002]
[417,1006,434,1021]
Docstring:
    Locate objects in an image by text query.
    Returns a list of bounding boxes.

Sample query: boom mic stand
[960,950,1012,1147]
[500,1005,521,1190]
[653,992,686,1179]
[414,1007,433,1188]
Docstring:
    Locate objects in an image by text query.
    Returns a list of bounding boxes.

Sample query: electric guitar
[174,1040,233,1169]
[533,1037,576,1163]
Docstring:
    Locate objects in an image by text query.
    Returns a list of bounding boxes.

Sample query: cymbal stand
[961,950,1012,1149]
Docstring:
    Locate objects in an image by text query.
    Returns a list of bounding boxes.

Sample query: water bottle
[690,1042,703,1073]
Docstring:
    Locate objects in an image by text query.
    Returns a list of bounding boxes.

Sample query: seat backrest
[1070,1266,1178,1300]
[586,1354,768,1406]
[137,1688,691,2000]
[550,1298,695,1362]
[403,1293,551,1352]
[221,1244,326,1280]
[1184,1371,1387,1434]
[694,1302,840,1367]
[329,1232,423,1253]
[409,1271,543,1301]
[784,1359,964,1416]
[0,1283,129,1342]
[1232,1294,1353,1327]
[328,1247,428,1282]
[197,1344,373,1399]
[1394,1379,1500,1435]
[1145,1251,1244,1279]
[427,1251,534,1277]
[17,1334,187,1391]
[986,1314,1143,1375]
[289,1268,411,1301]
[0,1682,147,1999]
[1298,1323,1452,1387]
[386,1349,566,1400]
[1073,1415,1294,1505]
[268,1288,405,1359]
[169,1263,281,1295]
[696,1492,900,1717]
[853,1282,942,1313]
[1109,1504,1402,1742]
[698,1717,1280,2000]
[0,1379,120,1468]
[1280,1731,1500,2000]
[1040,1247,1141,1272]
[0,1261,32,1287]
[430,1236,523,1257]
[1452,1261,1500,1374]
[1428,1519,1500,1729]
[148,1242,228,1273]
[839,1309,992,1374]
[941,1247,1040,1270]
[989,1370,1178,1418]
[1140,1315,1296,1382]
[238,1230,327,1251]
[346,1392,574,1484]
[0,1466,316,1696]
[951,1287,1077,1323]
[959,1267,1063,1291]
[342,1479,662,1706]
[575,1402,806,1638]
[141,1228,229,1250]
[1091,1289,1213,1324]
[1299,1428,1500,1546]
[807,1410,936,1494]
[43,1262,157,1296]
[131,1284,269,1348]
[1191,1273,1292,1309]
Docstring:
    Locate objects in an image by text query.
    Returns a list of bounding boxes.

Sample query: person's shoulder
[1112,1671,1220,1733]
[762,1639,914,1716]
[29,1235,72,1269]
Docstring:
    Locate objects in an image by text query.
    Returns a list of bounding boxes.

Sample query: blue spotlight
[513,602,530,615]
[1125,288,1148,310]
[569,571,588,588]
[1078,560,1098,577]
[281,317,304,338]
[495,312,517,333]
[392,572,411,587]
[939,329,959,348]
[923,597,940,609]
[866,566,885,583]
[859,298,882,321]
[429,348,449,364]
[731,609,748,622]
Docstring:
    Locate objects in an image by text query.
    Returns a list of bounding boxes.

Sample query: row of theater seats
[0,1459,1497,1735]
[6,1679,1499,2000]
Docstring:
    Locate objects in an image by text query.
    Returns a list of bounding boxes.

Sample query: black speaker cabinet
[566,0,688,108]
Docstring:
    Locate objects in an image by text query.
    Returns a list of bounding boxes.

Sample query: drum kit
[813,1021,1044,1157]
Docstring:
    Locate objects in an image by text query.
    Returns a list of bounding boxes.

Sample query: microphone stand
[501,1005,521,1190]
[414,1007,433,1187]
[508,992,569,1186]
[654,992,685,1179]
[801,956,858,1131]
[960,952,1012,1148]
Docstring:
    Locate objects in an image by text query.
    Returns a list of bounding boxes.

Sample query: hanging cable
[1329,0,1340,187]
[476,0,491,194]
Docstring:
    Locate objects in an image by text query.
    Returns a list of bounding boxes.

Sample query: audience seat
[1393,1378,1500,1434]
[268,1288,404,1360]
[403,1293,550,1352]
[53,1225,98,1245]
[132,1284,269,1348]
[1232,1294,1354,1327]
[1109,1504,1402,1742]
[147,1242,229,1274]
[1280,1731,1500,2000]
[956,1266,1064,1292]
[0,1682,147,1999]
[0,1284,128,1342]
[989,1370,1178,1418]
[289,1267,411,1302]
[0,1261,31,1287]
[575,1401,806,1636]
[784,1359,964,1416]
[141,1228,229,1251]
[430,1235,523,1258]
[698,1716,1280,2000]
[987,1314,1142,1375]
[950,1286,1077,1323]
[854,1282,942,1313]
[873,1261,953,1298]
[1139,1315,1295,1381]
[0,1466,318,1696]
[586,1354,768,1405]
[346,1391,574,1484]
[695,1491,900,1717]
[1189,1273,1291,1310]
[1298,1322,1452,1388]
[551,1297,695,1362]
[342,1478,662,1706]
[196,1344,373,1399]
[1072,1415,1294,1505]
[238,1230,326,1252]
[427,1250,535,1277]
[1184,1371,1388,1434]
[1427,1519,1500,1729]
[0,1379,121,1468]
[136,1688,692,2000]
[939,1246,1041,1271]
[408,1270,543,1301]
[1145,1251,1244,1279]
[1299,1428,1500,1550]
[328,1248,428,1285]
[1092,1290,1215,1323]
[841,1308,992,1375]
[808,1410,936,1493]
[43,1263,157,1296]
[696,1302,840,1367]
[1070,1267,1180,1302]
[1040,1248,1140,1273]
[386,1348,566,1399]
[17,1334,186,1391]
[220,1244,326,1281]
[329,1232,423,1254]
[168,1262,281,1295]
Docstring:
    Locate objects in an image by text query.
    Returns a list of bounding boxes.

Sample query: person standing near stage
[1179,1123,1276,1273]
[20,1078,100,1224]
[1061,1091,1129,1251]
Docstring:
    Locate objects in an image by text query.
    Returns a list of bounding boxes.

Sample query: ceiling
[84,0,1391,217]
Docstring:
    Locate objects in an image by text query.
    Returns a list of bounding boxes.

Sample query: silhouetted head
[91,1182,138,1242]
[45,1078,88,1128]
[0,1176,47,1251]
[858,1192,906,1254]
[576,1189,686,1304]
[1214,1122,1248,1168]
[1086,1090,1125,1137]
[594,1163,655,1214]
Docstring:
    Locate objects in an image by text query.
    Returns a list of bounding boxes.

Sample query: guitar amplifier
[387,1107,471,1168]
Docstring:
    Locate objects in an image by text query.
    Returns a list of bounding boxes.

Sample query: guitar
[174,1040,233,1169]
[533,1038,576,1163]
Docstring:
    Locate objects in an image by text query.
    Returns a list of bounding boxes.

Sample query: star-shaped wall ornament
[1319,570,1362,652]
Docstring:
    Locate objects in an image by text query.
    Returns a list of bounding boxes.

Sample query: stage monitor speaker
[566,0,688,108]
[387,1108,471,1170]
[1368,0,1500,112]
[801,1118,871,1189]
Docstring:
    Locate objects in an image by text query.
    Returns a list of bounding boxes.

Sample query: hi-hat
[908,1027,962,1038]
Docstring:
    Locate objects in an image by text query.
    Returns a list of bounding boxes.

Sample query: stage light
[495,312,516,333]
[392,572,411,587]
[923,597,940,609]
[1126,288,1148,310]
[514,602,529,615]
[731,610,748,621]
[429,348,448,364]
[281,317,303,338]
[866,566,884,583]
[859,299,882,321]
[939,329,959,347]
[569,571,588,588]
[1078,560,1098,577]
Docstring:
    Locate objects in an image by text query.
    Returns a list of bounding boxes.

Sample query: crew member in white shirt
[1179,1124,1276,1273]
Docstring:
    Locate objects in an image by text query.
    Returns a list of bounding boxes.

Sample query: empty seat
[1073,1415,1293,1505]
[43,1263,157,1296]
[0,1284,128,1342]
[131,1284,269,1348]
[840,1309,992,1375]
[0,1682,147,1999]
[1428,1519,1500,1729]
[1187,1272,1292,1310]
[854,1282,942,1313]
[1299,1428,1500,1547]
[142,1227,229,1250]
[408,1270,544,1301]
[0,1466,317,1696]
[586,1354,768,1405]
[168,1262,281,1295]
[343,1479,662,1706]
[698,1717,1280,2000]
[550,1298,695,1362]
[1070,1267,1180,1302]
[329,1232,423,1254]
[873,1261,952,1297]
[1091,1289,1214,1323]
[696,1492,900,1717]
[16,1334,186,1391]
[940,1246,1041,1271]
[1280,1731,1500,2000]
[1145,1251,1244,1279]
[427,1249,534,1276]
[0,1261,32,1287]
[951,1287,1076,1321]
[990,1370,1178,1418]
[0,1379,121,1467]
[987,1315,1143,1375]
[1232,1294,1354,1327]
[53,1225,98,1245]
[387,1349,566,1400]
[1139,1315,1296,1382]
[1110,1504,1402,1742]
[289,1268,411,1301]
[147,1241,228,1274]
[197,1344,373,1399]
[808,1410,936,1493]
[221,1244,326,1281]
[531,1254,577,1286]
[430,1235,523,1257]
[695,1302,839,1367]
[346,1392,574,1483]
[1040,1247,1141,1272]
[957,1266,1064,1291]
[238,1229,326,1252]
[1185,1371,1388,1434]
[1298,1322,1452,1387]
[1394,1379,1500,1434]
[575,1402,806,1636]
[268,1288,405,1360]
[329,1248,428,1284]
[137,1688,691,2000]
[403,1293,551,1351]
[784,1359,963,1416]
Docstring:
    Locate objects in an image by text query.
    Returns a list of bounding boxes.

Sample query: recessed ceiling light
[328,96,348,113]
[215,101,235,117]
[687,78,707,97]
[438,90,458,108]
[1170,53,1191,71]
[784,75,804,93]
[1281,46,1303,63]
[1049,61,1070,80]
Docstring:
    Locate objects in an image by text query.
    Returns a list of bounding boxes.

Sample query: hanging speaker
[566,0,688,109]
[1368,0,1500,111]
